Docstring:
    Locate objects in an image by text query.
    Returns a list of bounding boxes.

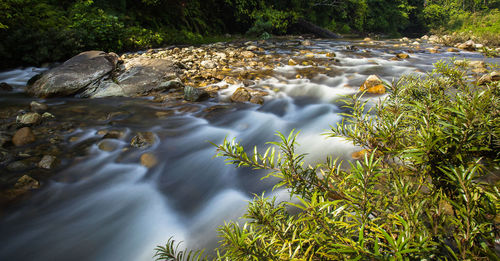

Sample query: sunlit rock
[359,75,386,94]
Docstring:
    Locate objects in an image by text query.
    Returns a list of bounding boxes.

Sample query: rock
[421,35,429,40]
[475,43,484,49]
[428,35,440,44]
[15,175,39,190]
[98,140,118,152]
[326,52,336,57]
[478,71,500,85]
[140,153,158,168]
[363,37,372,41]
[411,41,420,45]
[396,53,410,59]
[249,95,264,105]
[98,129,125,139]
[0,82,13,91]
[469,60,485,69]
[131,132,156,148]
[352,149,370,160]
[447,48,459,52]
[0,131,11,148]
[246,45,259,51]
[158,80,184,92]
[231,87,252,103]
[288,59,298,66]
[16,112,42,125]
[30,101,48,112]
[240,51,255,58]
[42,112,55,119]
[200,60,216,69]
[301,40,312,46]
[27,51,118,97]
[426,48,440,54]
[84,57,183,98]
[12,127,36,146]
[359,75,386,94]
[184,86,208,102]
[7,160,32,172]
[38,155,58,169]
[458,40,476,51]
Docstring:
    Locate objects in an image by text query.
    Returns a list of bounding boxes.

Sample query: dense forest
[1,0,499,69]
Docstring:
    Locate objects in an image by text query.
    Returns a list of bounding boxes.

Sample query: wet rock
[7,160,33,172]
[16,112,42,125]
[130,132,156,148]
[158,80,184,91]
[12,127,36,147]
[426,48,440,54]
[326,52,336,57]
[231,87,252,103]
[288,59,298,66]
[478,71,500,85]
[240,51,255,58]
[246,45,259,51]
[15,175,40,190]
[27,51,118,97]
[98,140,118,152]
[0,82,13,91]
[200,60,216,69]
[363,37,372,41]
[359,75,386,94]
[38,155,58,169]
[421,35,429,40]
[42,112,55,119]
[396,53,410,59]
[249,95,264,105]
[447,48,459,52]
[30,101,48,112]
[140,153,158,168]
[97,129,125,139]
[184,86,209,102]
[301,40,312,46]
[428,35,441,44]
[352,149,370,160]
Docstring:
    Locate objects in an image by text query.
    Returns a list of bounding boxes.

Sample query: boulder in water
[30,101,48,113]
[27,51,118,98]
[184,86,208,102]
[359,75,386,94]
[38,155,58,169]
[16,112,42,126]
[130,132,156,148]
[140,153,158,168]
[0,82,13,91]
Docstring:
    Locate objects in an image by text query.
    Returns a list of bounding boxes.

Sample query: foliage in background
[155,61,499,260]
[1,0,500,68]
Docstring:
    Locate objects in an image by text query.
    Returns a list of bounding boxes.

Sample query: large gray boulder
[82,57,183,98]
[27,51,118,98]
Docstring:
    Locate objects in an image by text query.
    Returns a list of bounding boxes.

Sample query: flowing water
[0,39,497,260]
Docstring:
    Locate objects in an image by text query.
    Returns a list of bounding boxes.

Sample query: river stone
[360,75,386,94]
[240,51,255,58]
[98,140,118,152]
[131,132,156,148]
[396,53,410,59]
[27,51,118,98]
[231,87,252,103]
[140,153,158,168]
[30,101,48,112]
[38,155,58,169]
[201,60,216,69]
[0,131,11,148]
[0,82,13,91]
[14,175,40,190]
[16,112,42,125]
[42,112,55,119]
[184,86,208,102]
[478,71,500,85]
[12,127,36,147]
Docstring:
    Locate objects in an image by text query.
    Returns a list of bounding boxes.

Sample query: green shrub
[156,61,499,260]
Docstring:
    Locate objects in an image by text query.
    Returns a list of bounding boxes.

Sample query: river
[0,38,497,260]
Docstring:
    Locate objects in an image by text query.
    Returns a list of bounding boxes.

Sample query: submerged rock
[30,101,48,113]
[359,75,386,94]
[396,53,410,59]
[27,51,118,97]
[140,153,158,168]
[12,127,36,147]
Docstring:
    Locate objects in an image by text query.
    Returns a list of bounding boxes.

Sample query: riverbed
[0,38,498,260]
